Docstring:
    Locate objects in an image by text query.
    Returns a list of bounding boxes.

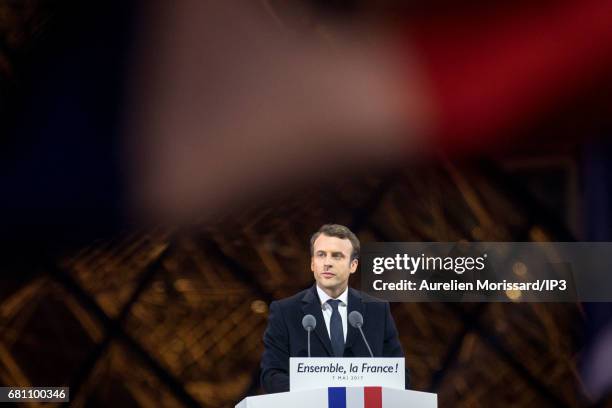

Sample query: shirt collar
[316,284,348,307]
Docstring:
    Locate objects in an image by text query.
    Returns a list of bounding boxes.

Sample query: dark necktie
[328,299,344,357]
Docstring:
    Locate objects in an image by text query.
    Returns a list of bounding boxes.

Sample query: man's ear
[311,257,315,272]
[349,259,358,274]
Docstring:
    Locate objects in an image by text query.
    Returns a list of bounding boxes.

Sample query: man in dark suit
[260,224,409,393]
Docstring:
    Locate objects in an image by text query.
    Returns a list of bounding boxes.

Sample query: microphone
[348,311,374,357]
[302,314,316,357]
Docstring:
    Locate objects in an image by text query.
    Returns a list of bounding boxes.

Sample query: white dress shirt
[316,285,348,342]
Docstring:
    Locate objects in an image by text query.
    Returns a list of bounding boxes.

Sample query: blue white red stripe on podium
[328,387,382,408]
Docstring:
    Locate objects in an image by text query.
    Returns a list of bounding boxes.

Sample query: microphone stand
[357,325,374,357]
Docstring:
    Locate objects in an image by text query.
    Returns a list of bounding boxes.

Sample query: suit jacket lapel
[345,287,364,352]
[301,285,333,356]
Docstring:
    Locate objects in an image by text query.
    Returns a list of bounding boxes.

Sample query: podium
[235,386,437,407]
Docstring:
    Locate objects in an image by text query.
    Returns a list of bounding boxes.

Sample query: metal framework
[0,159,599,407]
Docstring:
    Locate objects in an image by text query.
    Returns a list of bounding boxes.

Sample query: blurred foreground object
[2,0,612,237]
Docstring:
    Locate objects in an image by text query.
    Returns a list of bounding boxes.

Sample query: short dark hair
[310,224,360,262]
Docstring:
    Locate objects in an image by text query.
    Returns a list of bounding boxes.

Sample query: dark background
[0,1,610,407]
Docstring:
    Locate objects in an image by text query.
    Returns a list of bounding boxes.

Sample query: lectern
[235,386,437,407]
[241,357,437,407]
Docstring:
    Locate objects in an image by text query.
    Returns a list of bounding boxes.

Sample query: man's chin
[317,281,336,289]
[317,281,346,293]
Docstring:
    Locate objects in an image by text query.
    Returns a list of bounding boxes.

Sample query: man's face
[311,234,358,296]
